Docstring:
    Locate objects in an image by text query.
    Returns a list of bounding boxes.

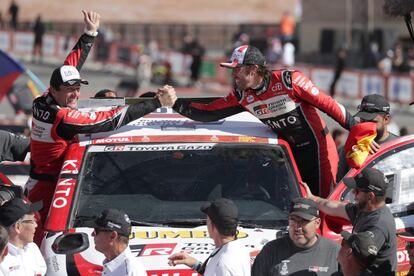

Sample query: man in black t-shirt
[252,198,340,276]
[306,168,396,275]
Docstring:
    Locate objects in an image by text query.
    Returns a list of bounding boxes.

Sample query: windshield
[73,143,300,229]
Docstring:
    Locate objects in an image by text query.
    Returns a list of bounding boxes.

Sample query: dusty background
[0,0,297,23]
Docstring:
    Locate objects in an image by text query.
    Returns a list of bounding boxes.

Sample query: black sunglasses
[94,228,112,235]
[357,104,389,114]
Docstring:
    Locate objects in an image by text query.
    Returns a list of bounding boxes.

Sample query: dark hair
[0,225,8,251]
[94,89,117,98]
[256,65,272,79]
[117,234,129,244]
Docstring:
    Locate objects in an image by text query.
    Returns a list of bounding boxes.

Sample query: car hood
[42,225,282,275]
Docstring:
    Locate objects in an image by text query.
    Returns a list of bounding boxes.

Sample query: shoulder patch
[281,70,293,90]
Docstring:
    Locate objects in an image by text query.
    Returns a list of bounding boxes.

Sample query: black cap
[355,94,390,121]
[343,167,389,196]
[0,198,42,227]
[341,231,378,266]
[289,197,320,220]
[50,65,89,89]
[220,45,266,68]
[201,198,238,229]
[93,209,131,237]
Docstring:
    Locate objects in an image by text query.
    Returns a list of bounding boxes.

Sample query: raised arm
[63,10,100,70]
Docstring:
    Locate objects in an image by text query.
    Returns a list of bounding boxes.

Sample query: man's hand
[369,140,380,155]
[168,252,197,267]
[301,181,316,201]
[157,85,177,107]
[82,10,100,33]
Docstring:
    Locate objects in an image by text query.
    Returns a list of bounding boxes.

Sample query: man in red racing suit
[171,45,356,198]
[27,11,177,244]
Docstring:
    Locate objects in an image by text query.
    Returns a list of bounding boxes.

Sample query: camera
[0,184,23,206]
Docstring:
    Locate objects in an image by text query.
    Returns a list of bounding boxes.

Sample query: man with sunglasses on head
[305,167,396,275]
[337,94,398,180]
[0,198,46,275]
[27,10,177,245]
[252,198,339,276]
[168,198,250,275]
[334,231,379,276]
[92,208,146,276]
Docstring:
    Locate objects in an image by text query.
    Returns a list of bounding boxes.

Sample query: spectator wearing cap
[169,45,358,199]
[337,94,398,180]
[334,231,378,276]
[168,198,250,276]
[0,198,46,275]
[27,10,177,246]
[306,167,397,275]
[92,208,147,276]
[396,231,414,276]
[252,198,339,276]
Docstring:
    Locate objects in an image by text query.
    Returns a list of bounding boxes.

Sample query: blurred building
[299,0,409,67]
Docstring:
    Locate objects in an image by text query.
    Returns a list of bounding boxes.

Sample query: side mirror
[52,232,89,255]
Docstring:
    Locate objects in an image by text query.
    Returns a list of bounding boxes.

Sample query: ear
[314,218,321,228]
[110,231,117,241]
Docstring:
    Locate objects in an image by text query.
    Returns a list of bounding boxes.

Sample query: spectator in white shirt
[168,198,251,276]
[0,198,46,276]
[92,208,147,276]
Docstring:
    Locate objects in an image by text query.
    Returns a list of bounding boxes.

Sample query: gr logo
[133,243,177,257]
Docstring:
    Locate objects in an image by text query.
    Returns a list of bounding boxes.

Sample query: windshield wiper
[73,216,165,227]
[130,220,166,227]
[163,219,206,227]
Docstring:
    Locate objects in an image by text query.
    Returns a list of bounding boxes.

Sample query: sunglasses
[357,104,389,114]
[94,228,112,235]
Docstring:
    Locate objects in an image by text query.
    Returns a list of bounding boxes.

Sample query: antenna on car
[77,95,221,109]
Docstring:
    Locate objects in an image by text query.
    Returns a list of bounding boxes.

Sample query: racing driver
[27,11,177,244]
[169,45,356,198]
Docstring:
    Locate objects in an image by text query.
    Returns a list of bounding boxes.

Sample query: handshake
[156,85,178,107]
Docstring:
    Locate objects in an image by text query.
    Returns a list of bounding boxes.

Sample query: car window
[73,143,300,229]
[373,145,414,205]
[340,143,414,206]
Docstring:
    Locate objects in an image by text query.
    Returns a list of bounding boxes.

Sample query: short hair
[0,225,8,251]
[94,89,117,98]
[117,234,129,245]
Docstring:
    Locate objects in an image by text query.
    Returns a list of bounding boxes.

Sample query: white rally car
[41,105,305,276]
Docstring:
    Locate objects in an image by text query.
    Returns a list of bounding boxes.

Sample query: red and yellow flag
[345,122,377,169]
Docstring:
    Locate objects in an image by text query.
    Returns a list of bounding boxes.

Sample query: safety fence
[1,30,413,104]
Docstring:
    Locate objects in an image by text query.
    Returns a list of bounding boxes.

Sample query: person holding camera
[168,198,251,276]
[0,198,46,275]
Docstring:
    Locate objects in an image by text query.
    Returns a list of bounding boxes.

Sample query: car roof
[79,108,278,144]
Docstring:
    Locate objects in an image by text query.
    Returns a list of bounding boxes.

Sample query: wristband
[84,28,98,37]
[191,260,202,272]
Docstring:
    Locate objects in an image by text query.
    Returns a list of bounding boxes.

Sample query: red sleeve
[56,99,161,139]
[291,71,356,129]
[63,34,95,70]
[173,93,244,122]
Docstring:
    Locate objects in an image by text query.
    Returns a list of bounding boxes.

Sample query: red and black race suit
[173,70,356,197]
[28,33,160,241]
